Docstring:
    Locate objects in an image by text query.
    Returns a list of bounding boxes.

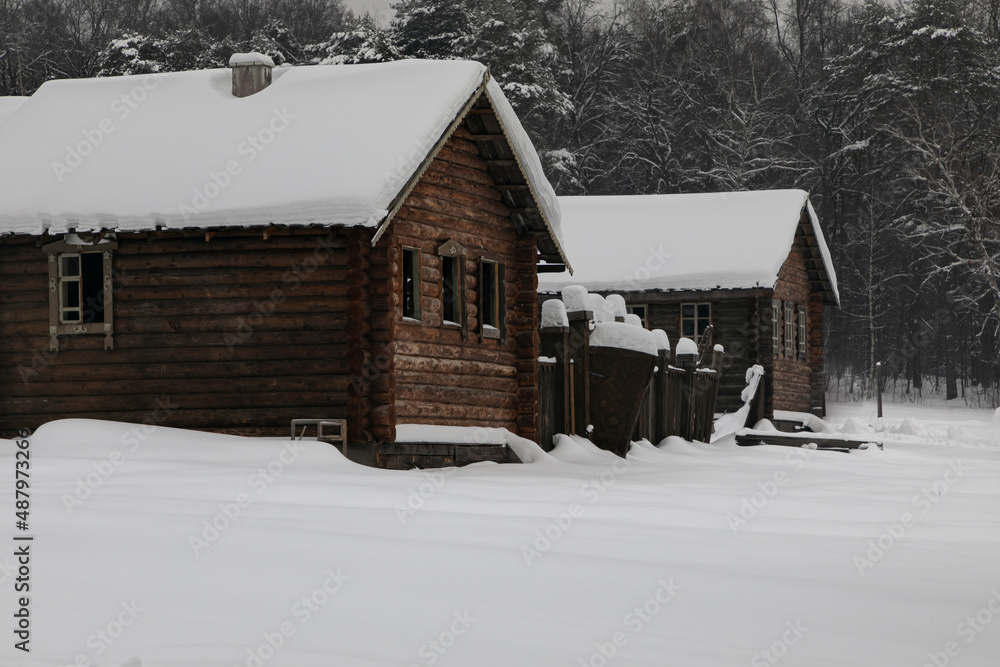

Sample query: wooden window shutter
[477,259,485,342]
[459,258,468,341]
[797,305,807,360]
[771,298,780,353]
[498,262,507,345]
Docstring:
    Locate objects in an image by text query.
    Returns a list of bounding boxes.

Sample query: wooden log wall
[0,227,349,437]
[514,235,540,443]
[380,125,529,435]
[641,297,759,414]
[808,292,826,415]
[772,246,813,413]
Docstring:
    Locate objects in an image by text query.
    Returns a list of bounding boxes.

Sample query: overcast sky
[345,0,393,20]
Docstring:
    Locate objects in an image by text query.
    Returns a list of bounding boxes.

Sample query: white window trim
[43,238,116,351]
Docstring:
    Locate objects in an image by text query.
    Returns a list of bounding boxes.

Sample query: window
[798,305,808,359]
[437,239,467,337]
[402,247,420,320]
[784,301,795,358]
[772,299,781,351]
[59,253,105,324]
[681,303,711,342]
[480,260,499,328]
[626,304,648,328]
[478,259,505,342]
[441,255,461,324]
[45,235,116,351]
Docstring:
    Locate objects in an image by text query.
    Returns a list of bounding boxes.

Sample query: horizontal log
[0,343,346,367]
[117,266,348,288]
[116,232,346,255]
[420,167,504,204]
[115,249,348,273]
[3,357,348,383]
[402,192,512,231]
[426,155,494,187]
[394,400,517,424]
[393,354,515,377]
[396,370,517,393]
[0,329,349,353]
[2,390,348,415]
[391,215,516,254]
[6,374,350,398]
[392,340,515,366]
[115,280,350,302]
[397,395,515,424]
[113,313,347,335]
[435,146,490,173]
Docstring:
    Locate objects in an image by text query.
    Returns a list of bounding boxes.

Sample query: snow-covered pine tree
[308,14,401,65]
[389,0,570,142]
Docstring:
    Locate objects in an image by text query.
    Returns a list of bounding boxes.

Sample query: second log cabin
[538,190,839,419]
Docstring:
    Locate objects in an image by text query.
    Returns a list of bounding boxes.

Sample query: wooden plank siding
[379,125,535,439]
[0,228,349,437]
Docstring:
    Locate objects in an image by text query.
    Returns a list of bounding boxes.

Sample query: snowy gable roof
[0,60,566,262]
[538,190,839,304]
[0,96,28,125]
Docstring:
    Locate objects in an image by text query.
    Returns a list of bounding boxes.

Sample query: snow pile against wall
[5,409,1000,666]
[395,424,509,446]
[589,321,657,356]
[538,191,837,301]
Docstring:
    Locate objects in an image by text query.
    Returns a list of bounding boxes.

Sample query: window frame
[772,298,781,352]
[43,237,117,351]
[797,305,808,360]
[401,246,421,321]
[440,254,462,326]
[478,258,505,343]
[436,239,468,338]
[784,301,795,359]
[681,302,711,343]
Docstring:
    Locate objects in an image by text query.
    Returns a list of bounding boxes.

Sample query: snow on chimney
[229,52,275,98]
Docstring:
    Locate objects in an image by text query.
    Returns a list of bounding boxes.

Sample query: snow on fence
[539,289,723,452]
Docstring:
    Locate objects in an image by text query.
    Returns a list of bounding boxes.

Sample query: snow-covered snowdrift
[1,404,999,666]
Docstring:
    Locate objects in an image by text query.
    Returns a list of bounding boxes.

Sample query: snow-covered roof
[0,60,566,262]
[538,190,838,304]
[0,96,27,125]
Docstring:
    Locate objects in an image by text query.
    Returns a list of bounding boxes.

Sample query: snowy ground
[2,402,999,667]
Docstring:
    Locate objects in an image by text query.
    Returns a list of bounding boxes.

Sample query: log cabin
[0,56,571,466]
[538,191,839,418]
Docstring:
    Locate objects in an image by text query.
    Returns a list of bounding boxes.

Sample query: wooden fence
[539,312,723,453]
